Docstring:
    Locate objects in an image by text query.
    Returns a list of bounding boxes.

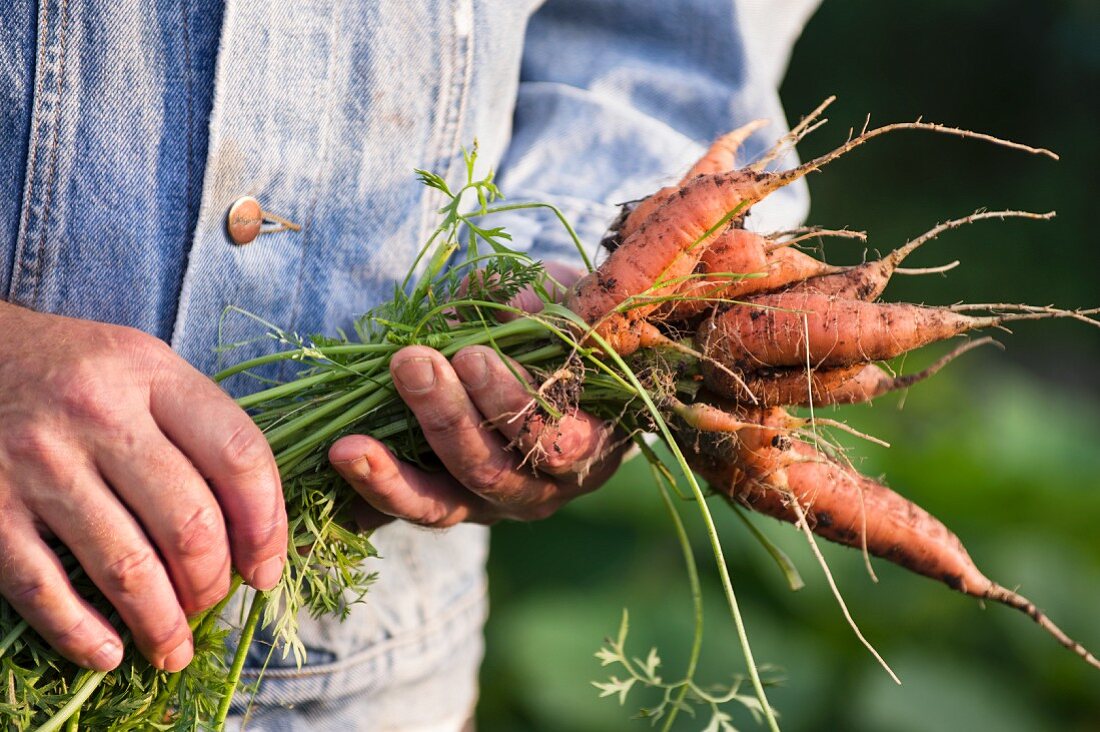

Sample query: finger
[30,467,193,672]
[389,346,560,509]
[149,370,286,590]
[0,510,123,671]
[452,346,613,481]
[330,435,488,527]
[348,497,395,532]
[94,415,231,614]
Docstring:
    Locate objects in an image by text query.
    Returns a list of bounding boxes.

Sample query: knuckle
[5,571,53,613]
[171,506,225,559]
[111,324,168,360]
[418,404,468,436]
[462,461,512,496]
[219,423,272,477]
[102,546,160,597]
[4,424,63,466]
[52,614,93,648]
[418,504,461,529]
[54,367,118,425]
[233,510,286,557]
[145,615,189,652]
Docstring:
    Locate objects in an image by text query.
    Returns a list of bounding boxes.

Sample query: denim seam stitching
[28,0,72,309]
[181,0,194,241]
[9,0,60,303]
[238,579,487,680]
[8,9,45,301]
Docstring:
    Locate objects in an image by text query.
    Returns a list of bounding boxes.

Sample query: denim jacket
[0,0,816,728]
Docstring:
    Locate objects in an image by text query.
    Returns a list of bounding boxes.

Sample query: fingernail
[250,555,284,590]
[162,636,193,673]
[90,638,123,670]
[336,454,371,481]
[455,351,490,389]
[393,357,436,393]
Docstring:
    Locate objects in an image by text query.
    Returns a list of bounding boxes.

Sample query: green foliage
[593,610,776,730]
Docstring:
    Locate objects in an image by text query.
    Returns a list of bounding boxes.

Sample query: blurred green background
[478,1,1100,730]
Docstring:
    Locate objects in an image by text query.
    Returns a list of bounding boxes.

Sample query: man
[0,0,815,727]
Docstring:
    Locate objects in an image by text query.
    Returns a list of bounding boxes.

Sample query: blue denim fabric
[1,0,817,728]
[1,0,223,338]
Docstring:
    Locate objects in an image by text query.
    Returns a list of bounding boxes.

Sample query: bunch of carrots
[569,102,1100,686]
[2,103,1097,730]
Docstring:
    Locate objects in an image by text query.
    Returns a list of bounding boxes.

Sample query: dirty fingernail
[455,351,490,389]
[393,357,436,393]
[336,454,371,482]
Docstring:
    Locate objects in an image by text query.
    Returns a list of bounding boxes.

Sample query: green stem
[146,576,247,726]
[479,202,594,272]
[33,671,105,732]
[213,590,267,730]
[214,343,396,382]
[654,464,704,732]
[263,374,389,450]
[728,500,805,592]
[274,388,396,471]
[272,319,556,471]
[580,326,780,732]
[62,706,78,732]
[235,355,388,408]
[0,620,28,658]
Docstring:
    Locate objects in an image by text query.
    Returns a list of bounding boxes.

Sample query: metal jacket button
[226,196,263,245]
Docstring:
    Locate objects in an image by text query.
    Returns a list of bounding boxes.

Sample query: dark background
[479,1,1100,730]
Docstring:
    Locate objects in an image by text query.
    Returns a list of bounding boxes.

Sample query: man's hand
[0,303,287,672]
[329,263,623,529]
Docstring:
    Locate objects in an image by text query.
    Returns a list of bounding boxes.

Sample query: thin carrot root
[949,303,1100,330]
[736,121,1060,212]
[764,227,868,252]
[804,418,891,448]
[776,120,1059,187]
[785,209,1055,301]
[750,95,837,172]
[985,584,1100,671]
[895,261,960,276]
[783,479,901,684]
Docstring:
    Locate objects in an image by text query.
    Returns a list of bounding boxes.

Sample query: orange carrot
[567,169,809,355]
[702,338,994,406]
[605,120,769,249]
[698,293,1094,369]
[664,244,844,321]
[687,408,1100,669]
[577,121,1056,355]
